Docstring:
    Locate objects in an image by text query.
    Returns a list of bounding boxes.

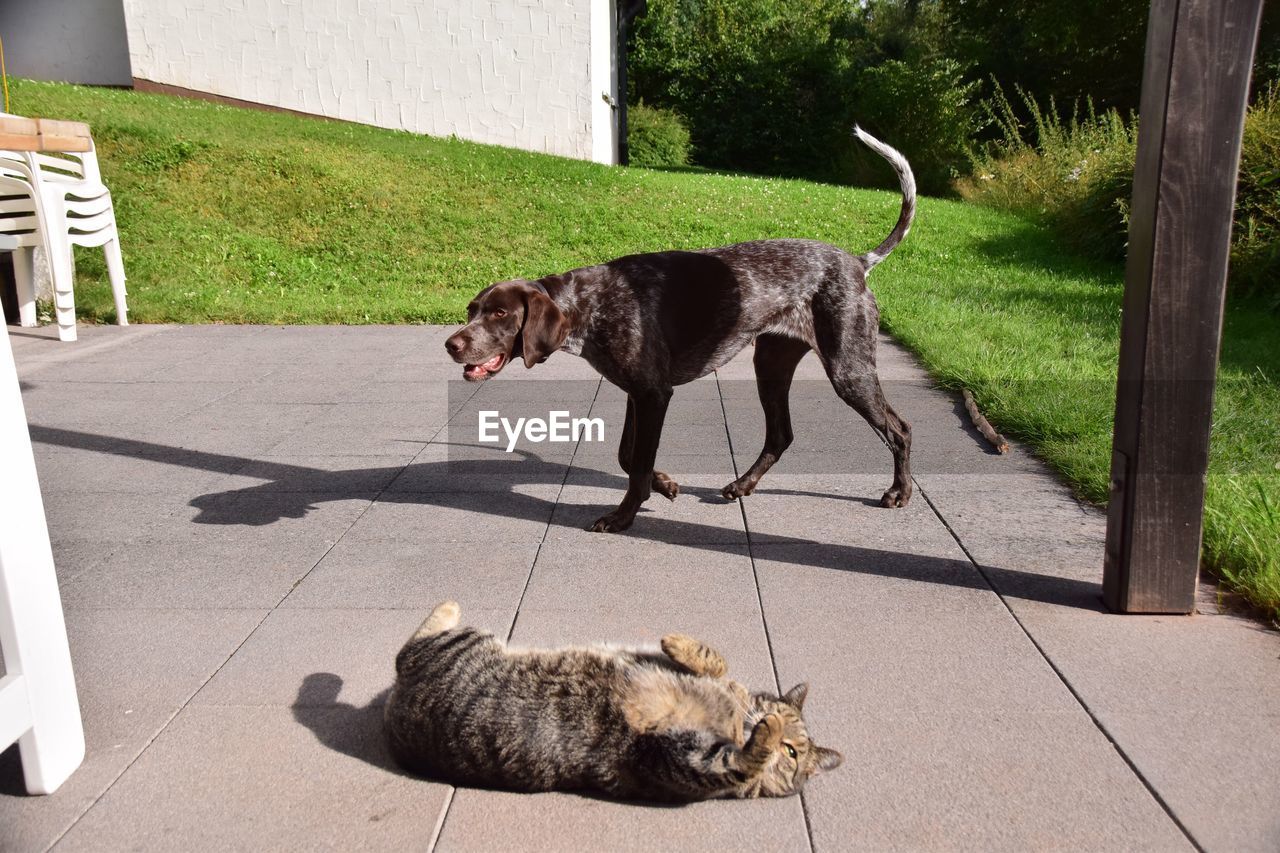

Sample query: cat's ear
[783,683,808,710]
[813,746,844,774]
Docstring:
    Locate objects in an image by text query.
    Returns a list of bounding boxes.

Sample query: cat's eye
[784,744,797,760]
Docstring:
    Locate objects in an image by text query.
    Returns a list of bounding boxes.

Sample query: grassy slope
[13,79,1280,618]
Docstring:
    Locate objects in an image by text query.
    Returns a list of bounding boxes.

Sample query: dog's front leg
[590,387,672,533]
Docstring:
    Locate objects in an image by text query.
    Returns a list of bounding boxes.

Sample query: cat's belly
[619,668,744,745]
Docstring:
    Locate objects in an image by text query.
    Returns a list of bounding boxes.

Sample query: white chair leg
[103,236,128,326]
[11,247,38,327]
[48,240,77,343]
[0,325,86,794]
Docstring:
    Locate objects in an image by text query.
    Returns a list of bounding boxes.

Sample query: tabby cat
[384,601,842,801]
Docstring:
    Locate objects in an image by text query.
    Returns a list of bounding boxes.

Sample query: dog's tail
[854,126,916,272]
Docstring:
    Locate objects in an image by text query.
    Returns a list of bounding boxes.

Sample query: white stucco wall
[121,0,618,164]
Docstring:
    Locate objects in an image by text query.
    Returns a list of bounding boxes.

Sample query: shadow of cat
[292,673,413,779]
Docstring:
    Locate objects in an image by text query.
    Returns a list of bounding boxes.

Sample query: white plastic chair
[0,140,128,342]
[0,154,68,332]
[0,315,86,794]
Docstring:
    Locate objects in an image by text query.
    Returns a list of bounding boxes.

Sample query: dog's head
[444,280,570,382]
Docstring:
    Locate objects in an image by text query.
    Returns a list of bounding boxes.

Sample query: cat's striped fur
[384,602,842,801]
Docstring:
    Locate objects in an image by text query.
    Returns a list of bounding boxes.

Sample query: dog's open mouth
[463,352,506,381]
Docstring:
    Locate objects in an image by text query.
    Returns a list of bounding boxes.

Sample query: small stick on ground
[963,389,1009,454]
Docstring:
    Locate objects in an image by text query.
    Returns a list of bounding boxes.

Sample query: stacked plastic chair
[0,120,127,342]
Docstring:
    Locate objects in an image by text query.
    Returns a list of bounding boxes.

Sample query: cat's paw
[755,713,785,746]
[413,601,461,639]
[660,634,727,678]
[746,713,785,755]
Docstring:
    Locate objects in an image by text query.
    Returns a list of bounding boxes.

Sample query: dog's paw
[589,510,636,533]
[652,471,679,501]
[880,486,911,508]
[721,479,752,501]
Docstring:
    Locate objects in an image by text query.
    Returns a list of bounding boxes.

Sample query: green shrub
[1233,84,1280,307]
[626,102,691,168]
[957,83,1137,262]
[959,82,1280,306]
[849,57,986,194]
[629,0,855,181]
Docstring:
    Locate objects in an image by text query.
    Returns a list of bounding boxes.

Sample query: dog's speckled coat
[445,128,917,533]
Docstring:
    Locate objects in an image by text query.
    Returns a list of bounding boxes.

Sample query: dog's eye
[492,308,507,318]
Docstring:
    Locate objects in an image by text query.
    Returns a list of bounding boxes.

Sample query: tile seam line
[44,605,274,853]
[47,377,485,850]
[271,379,484,611]
[502,375,601,644]
[430,375,602,853]
[914,481,1206,853]
[13,324,174,379]
[715,369,817,853]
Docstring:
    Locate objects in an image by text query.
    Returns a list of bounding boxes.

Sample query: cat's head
[748,683,843,797]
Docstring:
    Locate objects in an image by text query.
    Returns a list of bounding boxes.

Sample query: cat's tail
[411,600,462,641]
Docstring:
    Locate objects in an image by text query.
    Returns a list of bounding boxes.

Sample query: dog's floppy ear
[520,283,569,368]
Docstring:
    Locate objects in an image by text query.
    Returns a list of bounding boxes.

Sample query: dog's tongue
[464,352,505,379]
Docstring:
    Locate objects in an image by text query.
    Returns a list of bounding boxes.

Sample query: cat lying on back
[384,601,842,801]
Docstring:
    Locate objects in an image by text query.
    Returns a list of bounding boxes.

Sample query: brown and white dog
[446,128,916,533]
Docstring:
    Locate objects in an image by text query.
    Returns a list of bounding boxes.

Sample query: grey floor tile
[588,393,730,427]
[1097,711,1280,852]
[437,786,808,853]
[194,608,512,709]
[6,324,1277,852]
[741,477,963,553]
[154,490,374,539]
[341,489,558,543]
[266,420,442,457]
[752,542,991,614]
[57,535,332,609]
[282,539,539,609]
[1000,604,1280,719]
[40,491,189,544]
[800,709,1189,852]
[520,539,757,617]
[32,444,237,495]
[761,569,1070,715]
[226,453,418,493]
[385,445,570,493]
[547,480,748,544]
[564,453,737,483]
[55,705,448,852]
[0,608,265,852]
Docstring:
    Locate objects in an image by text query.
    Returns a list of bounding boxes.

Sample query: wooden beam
[1103,0,1265,613]
[0,116,92,152]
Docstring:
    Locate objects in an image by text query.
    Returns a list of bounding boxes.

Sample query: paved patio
[2,323,1277,852]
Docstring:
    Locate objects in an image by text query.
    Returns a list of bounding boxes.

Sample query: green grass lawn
[12,78,1280,620]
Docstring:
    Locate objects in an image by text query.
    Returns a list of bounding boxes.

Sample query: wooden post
[1103,0,1265,613]
[615,0,647,167]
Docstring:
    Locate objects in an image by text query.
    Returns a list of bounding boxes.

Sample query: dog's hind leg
[722,334,811,500]
[814,299,912,508]
[619,395,680,500]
